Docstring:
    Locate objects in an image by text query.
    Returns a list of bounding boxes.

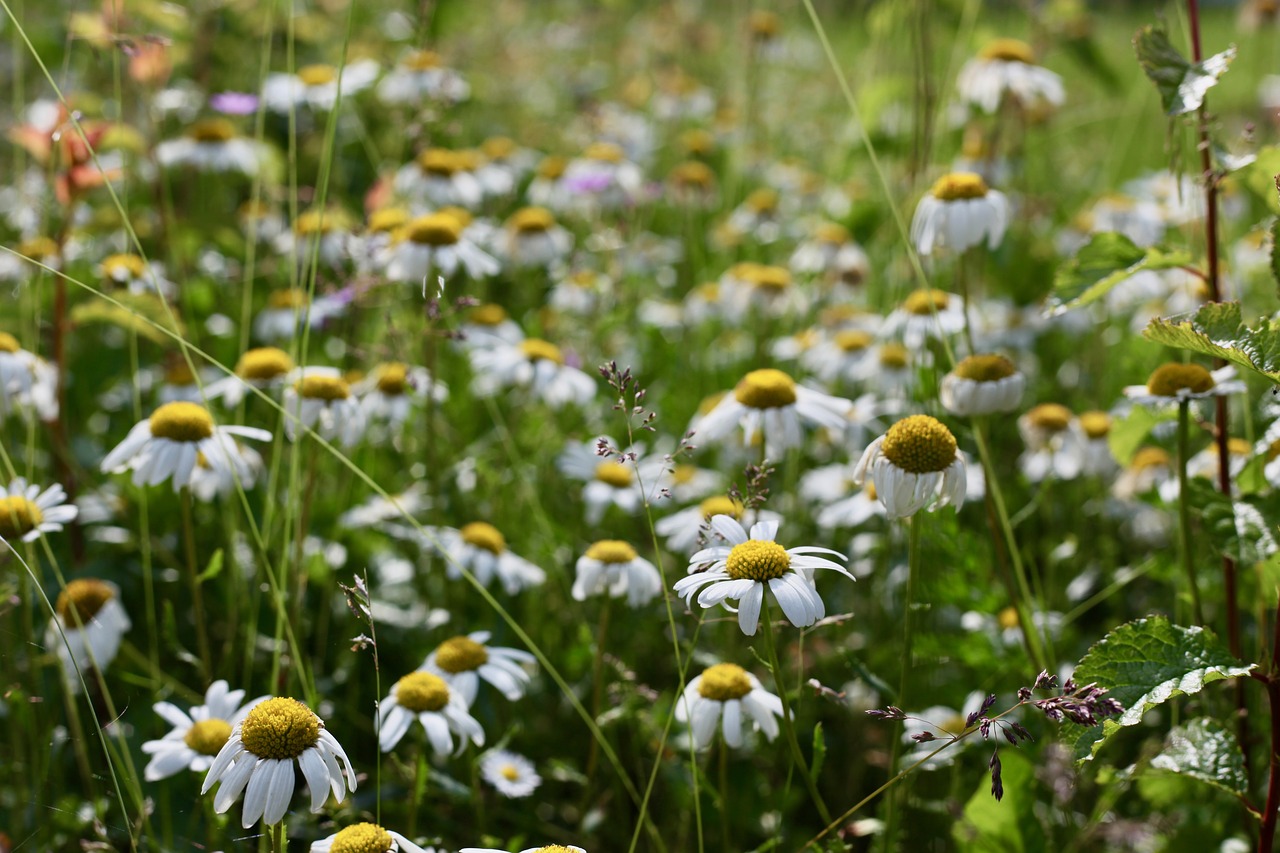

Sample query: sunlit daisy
[881,288,968,349]
[311,822,431,853]
[188,441,265,501]
[283,367,366,446]
[910,172,1009,255]
[1113,446,1178,502]
[261,60,379,112]
[672,516,851,636]
[394,148,484,208]
[469,338,597,409]
[561,141,645,211]
[201,696,356,828]
[957,39,1065,115]
[142,680,267,781]
[383,212,499,292]
[0,331,57,420]
[815,480,887,530]
[420,631,537,704]
[653,495,781,555]
[46,578,131,691]
[692,368,854,458]
[854,415,967,518]
[573,540,663,608]
[206,347,296,407]
[377,49,470,105]
[456,303,524,350]
[677,663,783,750]
[418,523,546,595]
[940,354,1025,416]
[379,670,484,755]
[501,207,573,268]
[276,208,359,270]
[1123,363,1246,407]
[0,478,77,542]
[1077,410,1118,477]
[252,288,348,342]
[479,749,542,798]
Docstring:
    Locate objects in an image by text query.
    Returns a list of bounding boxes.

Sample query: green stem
[180,487,212,679]
[269,820,285,853]
[1177,400,1205,625]
[584,596,612,785]
[883,516,922,851]
[408,745,427,840]
[718,740,731,852]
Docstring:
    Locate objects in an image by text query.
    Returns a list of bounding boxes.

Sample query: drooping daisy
[378,670,484,755]
[881,288,969,350]
[383,212,499,292]
[0,479,77,542]
[354,362,447,427]
[261,60,380,113]
[415,523,546,595]
[653,495,781,555]
[1077,410,1118,477]
[692,368,854,458]
[677,663,783,750]
[854,415,967,518]
[46,578,131,691]
[957,39,1065,115]
[420,631,537,704]
[311,822,431,853]
[1123,363,1246,408]
[282,367,366,446]
[940,354,1025,417]
[100,402,272,491]
[154,118,268,176]
[910,172,1009,256]
[573,540,663,608]
[1018,403,1085,483]
[479,749,542,798]
[672,516,851,636]
[469,338,597,409]
[142,680,267,781]
[201,696,356,828]
[206,347,296,407]
[377,49,470,105]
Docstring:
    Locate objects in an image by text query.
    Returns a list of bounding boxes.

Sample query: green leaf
[1271,218,1280,300]
[1143,301,1280,384]
[953,751,1045,853]
[1148,717,1249,796]
[811,722,826,780]
[1240,148,1280,213]
[1107,405,1173,467]
[1134,25,1235,117]
[1062,616,1255,763]
[1046,232,1190,315]
[198,548,224,583]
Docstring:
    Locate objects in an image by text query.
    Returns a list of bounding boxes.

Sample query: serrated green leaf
[1148,717,1249,796]
[198,548,224,583]
[1062,615,1254,763]
[1143,301,1280,384]
[811,722,826,780]
[953,751,1045,853]
[1134,25,1235,117]
[1046,232,1191,315]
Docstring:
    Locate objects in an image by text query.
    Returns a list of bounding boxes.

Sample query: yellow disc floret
[187,118,237,143]
[930,172,989,201]
[879,343,909,369]
[1131,447,1171,471]
[239,697,321,760]
[0,495,43,539]
[954,354,1016,382]
[469,304,508,326]
[1078,410,1112,439]
[520,338,564,364]
[433,635,490,673]
[585,540,638,564]
[394,672,451,713]
[904,288,952,315]
[460,521,506,554]
[980,38,1037,64]
[417,148,459,176]
[328,823,393,853]
[102,254,147,280]
[584,141,625,163]
[594,461,634,488]
[296,374,351,401]
[834,330,873,352]
[298,64,338,86]
[697,663,753,701]
[725,539,791,581]
[149,402,214,442]
[508,207,556,233]
[373,362,408,395]
[1024,403,1073,433]
[56,579,115,625]
[0,332,19,353]
[184,719,233,756]
[733,368,798,410]
[881,415,958,474]
[405,213,462,246]
[268,288,309,310]
[1146,363,1215,397]
[699,496,744,520]
[236,347,294,381]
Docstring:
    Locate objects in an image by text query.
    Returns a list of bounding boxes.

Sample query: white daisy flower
[413,523,546,595]
[527,155,573,212]
[654,496,781,555]
[676,663,783,750]
[311,822,430,853]
[853,342,916,398]
[1113,446,1178,502]
[201,697,355,828]
[205,347,296,407]
[940,354,1026,417]
[1122,363,1246,407]
[275,209,358,270]
[561,142,645,212]
[46,578,131,691]
[900,692,987,769]
[573,540,664,608]
[0,330,57,420]
[662,463,725,503]
[910,172,1009,256]
[354,362,447,427]
[791,222,871,289]
[501,207,574,268]
[556,438,668,525]
[99,402,272,492]
[98,253,177,298]
[377,49,470,105]
[251,289,348,342]
[142,680,267,781]
[188,441,265,502]
[420,631,537,704]
[1017,403,1086,483]
[469,338,597,410]
[854,415,967,519]
[155,118,268,176]
[956,39,1065,115]
[815,481,887,530]
[479,749,542,798]
[455,303,524,351]
[261,60,379,112]
[282,367,366,446]
[0,478,77,542]
[378,671,484,755]
[672,516,851,636]
[383,213,500,292]
[692,368,854,459]
[394,148,484,208]
[881,288,969,350]
[723,188,786,245]
[1077,410,1118,477]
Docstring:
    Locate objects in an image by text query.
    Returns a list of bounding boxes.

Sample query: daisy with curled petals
[573,540,664,608]
[0,478,77,542]
[672,516,851,636]
[479,749,542,798]
[47,578,131,691]
[854,415,966,519]
[283,367,366,446]
[142,680,267,781]
[311,822,430,853]
[910,172,1009,256]
[378,670,484,755]
[881,288,968,350]
[201,696,356,828]
[469,338,597,410]
[957,39,1065,115]
[1122,362,1246,408]
[677,663,783,750]
[692,368,854,458]
[421,631,537,704]
[940,354,1025,417]
[100,402,272,492]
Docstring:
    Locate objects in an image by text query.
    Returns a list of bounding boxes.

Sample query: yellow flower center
[816,222,850,244]
[670,464,697,484]
[584,141,625,163]
[930,172,989,201]
[585,540,638,564]
[509,206,556,233]
[954,354,1016,382]
[1146,363,1215,397]
[904,288,952,315]
[1131,446,1171,471]
[433,635,490,673]
[940,714,969,736]
[296,375,351,401]
[395,672,450,713]
[997,606,1020,631]
[19,237,59,260]
[725,539,791,581]
[520,338,564,364]
[1266,440,1280,462]
[403,49,441,70]
[881,415,958,474]
[328,823,393,853]
[834,330,873,353]
[733,368,797,410]
[0,495,44,538]
[594,461,634,488]
[482,136,517,160]
[745,187,779,213]
[469,304,508,326]
[532,848,578,853]
[294,210,336,235]
[671,161,715,188]
[267,288,309,310]
[681,128,716,155]
[298,64,338,86]
[164,361,196,386]
[460,521,506,555]
[1078,410,1112,439]
[1228,437,1252,457]
[863,480,878,501]
[184,719,233,756]
[697,663,753,701]
[236,347,294,381]
[0,332,20,353]
[879,343,910,369]
[368,208,409,234]
[404,213,461,246]
[980,38,1037,64]
[373,362,408,395]
[537,155,568,179]
[746,265,791,291]
[56,579,115,625]
[418,148,459,176]
[1025,403,1073,433]
[149,402,215,442]
[103,254,147,279]
[239,697,321,760]
[749,9,781,38]
[187,118,237,143]
[500,764,521,781]
[699,496,744,520]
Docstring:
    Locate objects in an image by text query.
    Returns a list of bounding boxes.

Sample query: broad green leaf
[1062,615,1254,763]
[1142,301,1280,384]
[1148,717,1248,796]
[1046,232,1190,315]
[953,751,1045,853]
[1134,26,1235,117]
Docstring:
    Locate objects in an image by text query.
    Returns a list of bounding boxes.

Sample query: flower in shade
[378,671,484,755]
[46,579,131,690]
[0,478,77,542]
[672,516,851,636]
[142,680,267,781]
[854,415,966,518]
[201,696,356,828]
[310,822,430,853]
[910,172,1009,255]
[420,631,536,705]
[573,540,663,608]
[692,368,854,458]
[1123,363,1246,407]
[479,749,542,798]
[677,663,783,750]
[1018,403,1085,483]
[940,354,1025,416]
[957,39,1065,115]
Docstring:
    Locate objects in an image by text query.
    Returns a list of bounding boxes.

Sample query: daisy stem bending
[180,487,212,679]
[1176,400,1205,625]
[760,597,832,825]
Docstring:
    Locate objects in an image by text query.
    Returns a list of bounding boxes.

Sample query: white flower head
[1017,403,1086,483]
[311,822,430,853]
[0,478,77,542]
[382,213,500,293]
[142,680,267,781]
[282,367,366,446]
[940,354,1026,417]
[479,749,542,798]
[692,368,854,459]
[911,172,1009,256]
[420,631,536,705]
[957,39,1065,115]
[378,670,484,755]
[854,415,966,519]
[46,578,131,691]
[1123,363,1246,407]
[469,338,597,410]
[573,540,664,608]
[677,663,783,750]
